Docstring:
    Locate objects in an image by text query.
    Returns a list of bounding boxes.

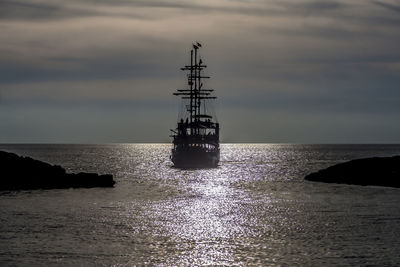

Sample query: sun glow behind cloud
[1,0,400,142]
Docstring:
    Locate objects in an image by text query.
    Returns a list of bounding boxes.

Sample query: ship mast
[173,43,216,135]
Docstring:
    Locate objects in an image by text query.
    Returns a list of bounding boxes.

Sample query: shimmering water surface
[1,144,400,266]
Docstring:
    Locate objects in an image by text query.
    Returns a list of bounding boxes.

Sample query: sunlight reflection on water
[1,144,400,265]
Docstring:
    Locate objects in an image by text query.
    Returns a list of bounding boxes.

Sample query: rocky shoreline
[305,156,400,188]
[0,150,115,190]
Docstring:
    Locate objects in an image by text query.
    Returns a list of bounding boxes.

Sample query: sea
[1,144,400,266]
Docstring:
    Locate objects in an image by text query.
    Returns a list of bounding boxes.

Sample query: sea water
[1,144,400,266]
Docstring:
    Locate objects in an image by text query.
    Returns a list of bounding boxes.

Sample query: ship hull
[171,147,219,168]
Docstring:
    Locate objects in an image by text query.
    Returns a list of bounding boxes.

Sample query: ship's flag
[193,44,199,49]
[196,42,202,47]
[199,59,203,65]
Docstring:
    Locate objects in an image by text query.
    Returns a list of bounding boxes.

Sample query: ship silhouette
[170,43,220,168]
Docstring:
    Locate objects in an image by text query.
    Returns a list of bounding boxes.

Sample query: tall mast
[194,46,198,134]
[190,49,194,134]
[197,50,201,118]
[173,43,217,134]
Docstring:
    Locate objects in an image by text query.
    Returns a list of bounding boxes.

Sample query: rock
[0,150,115,190]
[305,156,400,188]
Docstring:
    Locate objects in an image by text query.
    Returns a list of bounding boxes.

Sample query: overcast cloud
[1,0,399,143]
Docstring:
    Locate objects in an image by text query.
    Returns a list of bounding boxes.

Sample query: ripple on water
[1,144,400,265]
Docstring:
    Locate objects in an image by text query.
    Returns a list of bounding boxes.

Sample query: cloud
[0,0,356,23]
[372,0,400,14]
[1,0,400,142]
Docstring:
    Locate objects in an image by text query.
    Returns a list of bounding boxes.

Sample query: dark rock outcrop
[0,150,115,190]
[305,156,400,188]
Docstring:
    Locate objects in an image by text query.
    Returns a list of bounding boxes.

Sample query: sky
[1,0,399,143]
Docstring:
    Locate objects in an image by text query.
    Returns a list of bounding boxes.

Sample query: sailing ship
[170,43,220,168]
